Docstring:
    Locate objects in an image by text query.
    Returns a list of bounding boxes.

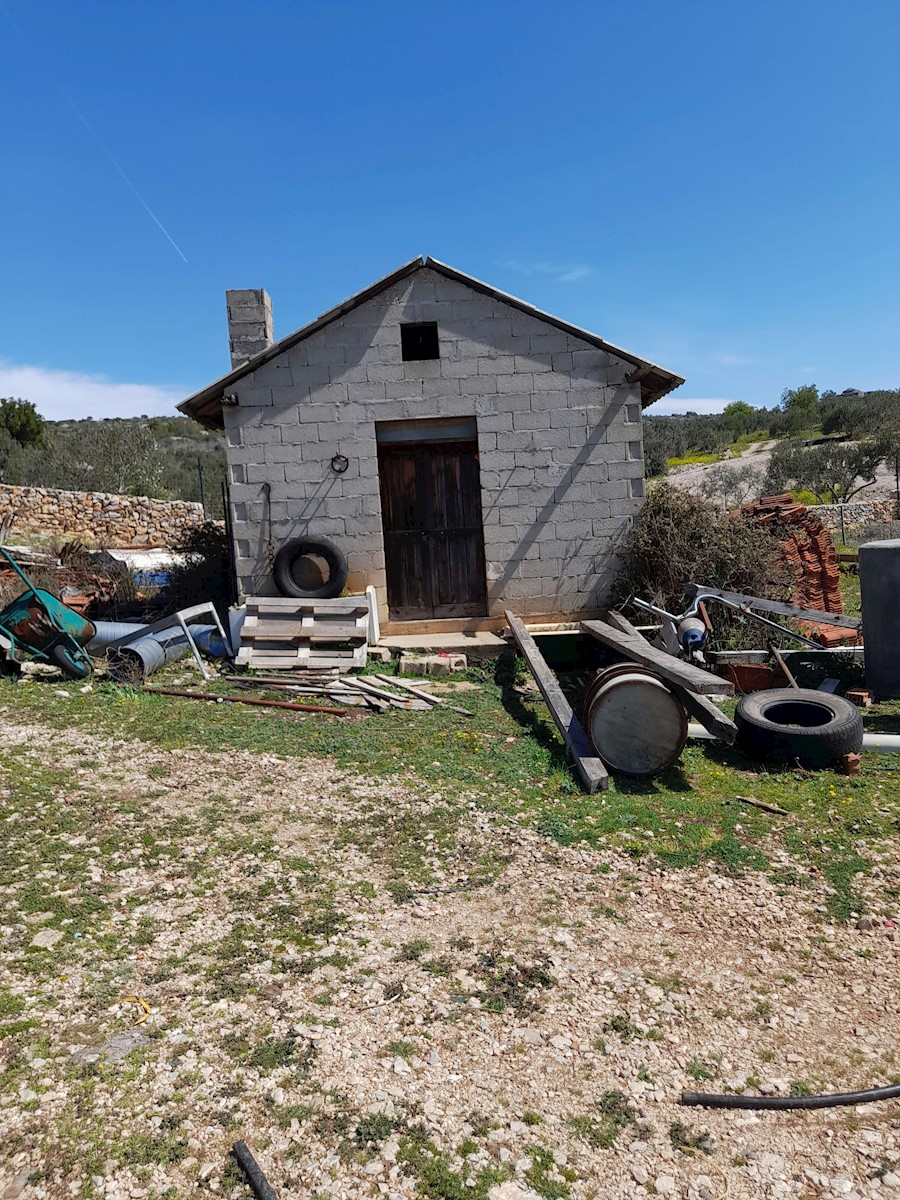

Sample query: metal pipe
[88,621,149,651]
[688,723,900,752]
[144,686,347,716]
[107,625,199,683]
[681,1081,900,1111]
[231,1141,279,1200]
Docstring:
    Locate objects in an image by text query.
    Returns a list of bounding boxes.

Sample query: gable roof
[179,256,684,428]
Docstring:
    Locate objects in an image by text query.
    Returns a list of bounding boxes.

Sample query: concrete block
[439,357,472,380]
[515,354,551,374]
[308,381,349,405]
[422,377,462,398]
[496,372,533,394]
[270,385,303,408]
[531,371,568,392]
[399,653,468,676]
[252,363,294,387]
[333,363,370,385]
[498,505,539,526]
[478,413,514,434]
[460,376,496,396]
[571,348,613,370]
[529,333,571,354]
[385,378,424,400]
[530,389,570,411]
[549,407,589,428]
[512,409,551,430]
[477,356,516,376]
[239,387,274,407]
[246,463,286,485]
[291,365,330,387]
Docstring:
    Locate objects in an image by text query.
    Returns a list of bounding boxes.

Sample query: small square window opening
[401,322,440,361]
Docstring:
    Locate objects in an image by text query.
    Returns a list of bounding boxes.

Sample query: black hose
[681,1082,900,1111]
[232,1141,279,1200]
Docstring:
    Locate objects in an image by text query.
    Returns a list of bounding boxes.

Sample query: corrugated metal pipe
[90,609,244,683]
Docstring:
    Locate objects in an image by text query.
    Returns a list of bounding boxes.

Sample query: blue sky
[1,0,898,420]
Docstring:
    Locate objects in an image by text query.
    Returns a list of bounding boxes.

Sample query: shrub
[163,521,233,616]
[612,483,789,615]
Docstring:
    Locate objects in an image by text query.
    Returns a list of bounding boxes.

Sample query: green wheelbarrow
[0,547,95,680]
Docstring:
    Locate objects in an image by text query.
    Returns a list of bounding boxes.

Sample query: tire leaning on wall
[272,536,349,600]
[735,688,863,768]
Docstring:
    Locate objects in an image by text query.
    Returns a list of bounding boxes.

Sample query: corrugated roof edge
[178,256,684,428]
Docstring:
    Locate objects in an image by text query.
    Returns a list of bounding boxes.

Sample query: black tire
[272,536,349,600]
[735,687,863,768]
[48,642,93,681]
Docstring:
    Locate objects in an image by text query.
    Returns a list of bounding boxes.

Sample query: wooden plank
[244,621,366,642]
[607,610,736,741]
[580,620,733,697]
[372,674,474,717]
[245,596,369,614]
[669,684,737,745]
[605,610,645,640]
[505,610,608,794]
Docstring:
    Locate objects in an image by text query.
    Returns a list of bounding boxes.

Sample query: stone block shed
[179,257,683,629]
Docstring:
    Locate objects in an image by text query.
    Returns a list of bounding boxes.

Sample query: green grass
[3,660,900,920]
[666,453,719,467]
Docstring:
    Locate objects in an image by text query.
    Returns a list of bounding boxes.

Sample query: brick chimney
[226,289,273,369]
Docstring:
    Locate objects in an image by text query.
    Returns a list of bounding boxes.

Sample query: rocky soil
[1,713,900,1200]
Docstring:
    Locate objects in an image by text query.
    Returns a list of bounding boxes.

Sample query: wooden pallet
[236,594,373,671]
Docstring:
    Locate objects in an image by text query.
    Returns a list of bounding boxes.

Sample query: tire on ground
[272,536,349,600]
[735,687,863,768]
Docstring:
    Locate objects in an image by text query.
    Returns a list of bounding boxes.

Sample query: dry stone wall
[0,484,205,548]
[808,499,899,538]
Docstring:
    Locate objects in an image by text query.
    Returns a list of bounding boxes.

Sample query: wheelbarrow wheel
[48,643,92,681]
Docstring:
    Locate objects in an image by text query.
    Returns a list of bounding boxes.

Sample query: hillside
[0,414,227,517]
[644,387,900,508]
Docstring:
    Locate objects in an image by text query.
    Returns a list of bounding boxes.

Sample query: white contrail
[1,2,189,263]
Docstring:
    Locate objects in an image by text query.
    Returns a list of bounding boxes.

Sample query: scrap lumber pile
[741,494,856,646]
[225,671,474,715]
[235,596,372,672]
[0,542,130,616]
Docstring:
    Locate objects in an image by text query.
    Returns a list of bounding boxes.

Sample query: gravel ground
[2,712,900,1200]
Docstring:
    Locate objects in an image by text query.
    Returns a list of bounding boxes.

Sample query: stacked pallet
[235,595,372,672]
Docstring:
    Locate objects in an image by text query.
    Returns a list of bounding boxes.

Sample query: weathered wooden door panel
[378,440,487,620]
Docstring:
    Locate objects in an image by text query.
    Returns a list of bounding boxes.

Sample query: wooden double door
[378,439,488,620]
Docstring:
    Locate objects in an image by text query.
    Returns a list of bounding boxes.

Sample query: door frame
[376,428,488,622]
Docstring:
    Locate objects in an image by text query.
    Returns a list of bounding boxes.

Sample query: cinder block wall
[223,268,645,619]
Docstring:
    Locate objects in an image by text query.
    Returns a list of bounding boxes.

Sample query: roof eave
[178,256,426,427]
[179,254,684,425]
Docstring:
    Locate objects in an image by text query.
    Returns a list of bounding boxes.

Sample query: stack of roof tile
[740,494,858,646]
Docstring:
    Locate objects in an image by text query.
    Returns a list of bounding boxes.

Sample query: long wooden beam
[581,619,733,697]
[505,610,608,794]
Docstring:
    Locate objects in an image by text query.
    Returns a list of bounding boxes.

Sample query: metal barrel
[583,662,688,775]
